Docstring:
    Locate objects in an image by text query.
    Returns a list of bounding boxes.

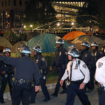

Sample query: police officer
[0,46,40,105]
[95,56,105,105]
[29,45,50,103]
[0,48,13,104]
[101,46,105,56]
[60,48,91,105]
[79,41,94,93]
[91,42,103,86]
[50,38,68,97]
[91,42,103,61]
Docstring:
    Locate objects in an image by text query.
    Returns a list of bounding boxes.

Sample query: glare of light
[24,26,26,28]
[71,22,74,25]
[30,25,33,27]
[57,23,60,26]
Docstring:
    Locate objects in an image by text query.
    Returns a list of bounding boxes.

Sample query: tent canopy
[0,37,12,48]
[25,33,69,53]
[63,31,86,41]
[72,35,105,50]
[3,30,17,41]
[11,41,27,53]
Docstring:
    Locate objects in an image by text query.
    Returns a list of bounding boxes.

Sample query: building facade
[0,0,30,29]
[0,0,100,30]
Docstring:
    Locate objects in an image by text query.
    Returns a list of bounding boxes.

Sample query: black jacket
[0,55,40,85]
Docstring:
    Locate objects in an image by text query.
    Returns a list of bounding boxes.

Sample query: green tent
[3,30,17,41]
[25,33,69,53]
[0,37,12,48]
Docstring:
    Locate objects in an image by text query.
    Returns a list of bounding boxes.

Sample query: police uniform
[0,61,13,103]
[0,46,40,105]
[95,57,105,105]
[30,54,50,103]
[61,58,91,105]
[90,42,104,89]
[101,46,105,56]
[79,42,94,91]
[51,47,68,96]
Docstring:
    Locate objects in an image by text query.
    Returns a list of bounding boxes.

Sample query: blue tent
[25,33,69,53]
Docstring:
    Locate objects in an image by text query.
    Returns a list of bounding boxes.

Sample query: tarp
[11,41,27,53]
[25,33,69,53]
[0,37,12,48]
[63,31,86,41]
[71,35,105,50]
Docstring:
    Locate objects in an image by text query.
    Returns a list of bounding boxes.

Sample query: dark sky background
[49,0,101,2]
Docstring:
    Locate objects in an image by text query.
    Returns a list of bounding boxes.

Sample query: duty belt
[14,79,32,84]
[71,79,84,84]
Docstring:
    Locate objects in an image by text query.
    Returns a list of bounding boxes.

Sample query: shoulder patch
[82,64,87,68]
[42,58,45,61]
[65,52,68,55]
[98,62,103,68]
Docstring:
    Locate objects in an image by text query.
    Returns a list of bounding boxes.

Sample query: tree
[76,0,99,27]
[98,0,105,29]
[23,0,57,30]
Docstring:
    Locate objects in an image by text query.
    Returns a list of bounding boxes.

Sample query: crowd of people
[0,38,105,105]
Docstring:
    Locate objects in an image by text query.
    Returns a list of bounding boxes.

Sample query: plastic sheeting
[25,33,69,53]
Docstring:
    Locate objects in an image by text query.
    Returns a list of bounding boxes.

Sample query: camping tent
[0,37,12,52]
[63,31,86,41]
[3,30,17,41]
[25,33,69,53]
[11,41,27,53]
[71,35,105,50]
